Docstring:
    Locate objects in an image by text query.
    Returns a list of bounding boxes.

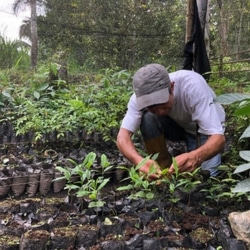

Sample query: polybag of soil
[39,163,54,195]
[53,170,66,193]
[0,168,11,197]
[11,166,28,197]
[20,229,50,250]
[27,165,41,197]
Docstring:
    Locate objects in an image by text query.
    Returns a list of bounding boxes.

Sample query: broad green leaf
[232,178,250,193]
[36,83,49,91]
[215,93,250,105]
[239,150,250,162]
[234,103,250,116]
[233,163,250,174]
[33,91,40,99]
[239,126,250,140]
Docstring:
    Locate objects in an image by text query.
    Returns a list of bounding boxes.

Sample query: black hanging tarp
[183,0,211,81]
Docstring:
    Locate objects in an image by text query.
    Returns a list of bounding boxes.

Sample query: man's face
[147,93,173,116]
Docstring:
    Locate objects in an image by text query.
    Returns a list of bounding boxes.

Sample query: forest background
[0,0,250,73]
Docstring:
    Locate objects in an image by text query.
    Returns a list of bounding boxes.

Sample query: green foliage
[215,93,250,195]
[39,0,186,69]
[1,65,132,143]
[161,158,201,204]
[117,156,202,204]
[0,36,30,70]
[54,152,111,208]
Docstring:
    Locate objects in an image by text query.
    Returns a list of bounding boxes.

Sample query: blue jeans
[140,111,221,176]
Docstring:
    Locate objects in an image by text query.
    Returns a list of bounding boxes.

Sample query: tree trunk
[218,0,229,56]
[236,11,243,60]
[30,0,38,69]
[217,0,229,77]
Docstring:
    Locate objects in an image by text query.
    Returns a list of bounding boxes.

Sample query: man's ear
[169,81,175,94]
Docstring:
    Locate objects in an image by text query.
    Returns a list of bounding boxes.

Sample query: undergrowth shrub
[0,64,132,144]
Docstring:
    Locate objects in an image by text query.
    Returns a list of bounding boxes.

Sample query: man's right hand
[139,159,162,179]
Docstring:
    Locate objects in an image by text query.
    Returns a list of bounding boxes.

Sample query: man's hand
[139,159,162,179]
[168,152,200,175]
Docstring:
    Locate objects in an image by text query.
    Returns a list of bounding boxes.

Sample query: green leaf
[104,217,112,225]
[53,176,66,182]
[89,201,105,208]
[135,156,151,171]
[134,190,146,198]
[233,163,250,174]
[83,152,96,169]
[96,177,110,191]
[101,154,110,168]
[234,103,250,116]
[33,91,40,99]
[76,190,90,197]
[2,91,11,98]
[146,192,154,199]
[89,193,97,200]
[215,93,250,105]
[50,62,59,76]
[36,83,49,91]
[65,184,80,190]
[116,184,134,191]
[232,178,250,193]
[239,126,250,140]
[239,150,250,162]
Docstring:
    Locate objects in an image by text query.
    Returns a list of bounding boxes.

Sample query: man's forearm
[191,134,225,165]
[117,129,144,165]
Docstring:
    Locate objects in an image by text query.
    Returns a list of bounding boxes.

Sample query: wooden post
[185,0,195,43]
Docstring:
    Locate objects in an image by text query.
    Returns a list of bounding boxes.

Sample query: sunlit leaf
[146,192,154,199]
[239,126,250,140]
[215,93,250,105]
[239,150,250,162]
[232,178,250,193]
[36,83,49,91]
[233,163,250,174]
[33,91,40,99]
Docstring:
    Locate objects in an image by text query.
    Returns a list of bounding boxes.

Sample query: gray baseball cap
[133,63,171,110]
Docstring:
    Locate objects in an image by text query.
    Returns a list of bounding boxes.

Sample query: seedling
[117,155,159,200]
[54,152,111,208]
